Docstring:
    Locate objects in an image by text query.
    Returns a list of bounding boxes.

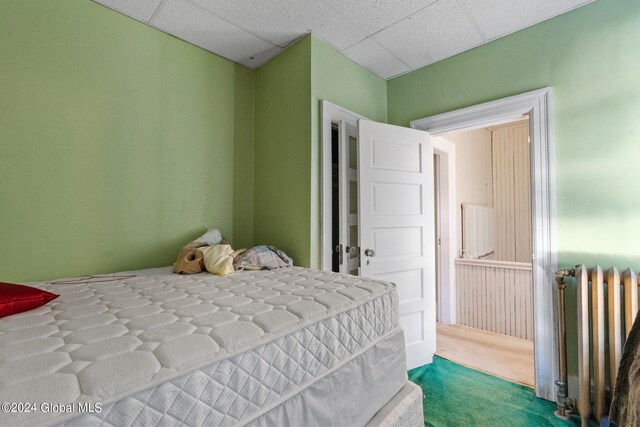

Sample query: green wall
[252,35,387,268]
[311,37,387,123]
[388,0,640,375]
[232,66,256,250]
[253,37,312,265]
[0,0,255,281]
[0,3,385,281]
[388,0,640,271]
[309,36,387,268]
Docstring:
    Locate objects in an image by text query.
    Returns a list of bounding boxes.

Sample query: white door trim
[411,87,557,401]
[432,138,456,325]
[321,101,368,272]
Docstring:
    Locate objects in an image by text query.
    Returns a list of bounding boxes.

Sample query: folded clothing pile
[233,245,293,271]
[173,229,293,276]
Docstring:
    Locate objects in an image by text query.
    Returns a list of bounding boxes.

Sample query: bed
[0,266,423,426]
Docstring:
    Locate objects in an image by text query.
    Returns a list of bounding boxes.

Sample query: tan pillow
[173,241,205,274]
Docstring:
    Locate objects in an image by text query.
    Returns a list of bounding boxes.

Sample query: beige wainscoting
[455,258,533,340]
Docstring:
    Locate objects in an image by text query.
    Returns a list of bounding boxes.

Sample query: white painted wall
[440,121,531,262]
[434,128,493,256]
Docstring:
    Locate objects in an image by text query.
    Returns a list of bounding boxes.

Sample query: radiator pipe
[554,268,574,420]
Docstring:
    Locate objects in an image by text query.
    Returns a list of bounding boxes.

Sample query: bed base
[366,381,424,427]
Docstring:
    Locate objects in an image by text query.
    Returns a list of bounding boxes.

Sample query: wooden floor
[436,323,535,387]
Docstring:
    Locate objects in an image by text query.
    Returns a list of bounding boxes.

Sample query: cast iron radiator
[555,265,639,426]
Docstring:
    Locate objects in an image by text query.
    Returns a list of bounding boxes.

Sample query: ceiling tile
[343,38,411,79]
[94,0,596,78]
[325,0,439,35]
[236,45,284,69]
[190,0,368,50]
[457,0,594,40]
[92,0,163,23]
[150,0,276,64]
[374,0,483,69]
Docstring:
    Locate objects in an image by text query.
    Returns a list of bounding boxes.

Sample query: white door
[358,119,435,370]
[338,120,360,275]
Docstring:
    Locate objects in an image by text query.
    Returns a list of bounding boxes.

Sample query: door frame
[411,87,557,401]
[432,138,457,325]
[320,101,367,272]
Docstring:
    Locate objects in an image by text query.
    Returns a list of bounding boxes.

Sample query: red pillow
[0,282,59,318]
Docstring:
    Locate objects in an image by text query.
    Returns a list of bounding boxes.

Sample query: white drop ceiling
[92,0,595,79]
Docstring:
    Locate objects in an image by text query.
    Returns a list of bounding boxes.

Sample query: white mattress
[0,267,400,426]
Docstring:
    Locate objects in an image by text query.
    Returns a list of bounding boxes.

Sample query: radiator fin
[622,269,638,337]
[606,268,621,397]
[576,265,590,427]
[590,266,605,422]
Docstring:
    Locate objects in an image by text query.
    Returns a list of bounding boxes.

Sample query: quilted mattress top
[0,267,395,425]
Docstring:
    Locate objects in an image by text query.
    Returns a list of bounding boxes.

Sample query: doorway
[432,117,535,387]
[329,121,360,275]
[322,103,365,275]
[411,87,557,400]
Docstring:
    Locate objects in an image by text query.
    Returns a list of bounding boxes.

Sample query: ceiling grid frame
[453,0,489,41]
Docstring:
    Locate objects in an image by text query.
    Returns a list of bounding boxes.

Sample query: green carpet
[408,356,586,426]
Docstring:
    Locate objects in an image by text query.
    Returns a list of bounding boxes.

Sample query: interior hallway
[436,323,535,387]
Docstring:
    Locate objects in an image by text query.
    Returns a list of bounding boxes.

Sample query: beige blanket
[199,245,235,276]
